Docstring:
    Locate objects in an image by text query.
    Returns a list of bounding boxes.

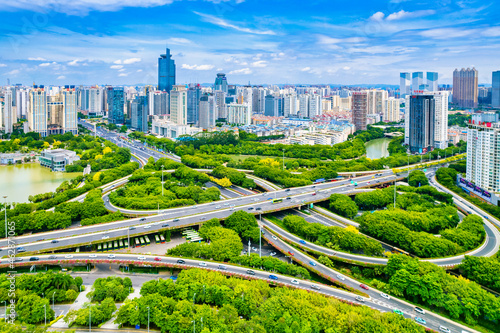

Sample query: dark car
[286,197,291,200]
[246,270,255,275]
[177,259,185,264]
[248,207,254,210]
[269,275,278,280]
[29,257,39,261]
[48,255,57,260]
[140,218,146,221]
[218,265,227,270]
[51,240,59,244]
[285,189,290,192]
[161,224,169,228]
[36,238,45,242]
[173,218,180,222]
[360,284,369,290]
[256,207,261,211]
[129,226,136,230]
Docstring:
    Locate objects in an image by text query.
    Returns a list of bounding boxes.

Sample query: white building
[198,94,216,130]
[2,90,14,134]
[385,97,400,122]
[298,94,309,118]
[170,85,187,125]
[148,90,169,116]
[227,103,251,125]
[16,88,29,119]
[283,94,297,117]
[466,122,500,193]
[214,90,226,119]
[88,88,104,117]
[29,86,48,137]
[367,89,388,115]
[308,94,322,118]
[151,116,202,139]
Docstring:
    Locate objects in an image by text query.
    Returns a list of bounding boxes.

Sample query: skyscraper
[131,95,148,132]
[170,85,187,125]
[107,87,125,125]
[412,72,424,93]
[352,92,368,131]
[453,68,478,108]
[492,71,500,108]
[427,72,439,91]
[158,48,176,93]
[407,95,435,153]
[2,90,14,134]
[148,90,169,116]
[385,97,400,122]
[61,86,78,135]
[28,86,48,137]
[400,72,411,97]
[214,73,228,93]
[199,94,216,129]
[187,83,202,125]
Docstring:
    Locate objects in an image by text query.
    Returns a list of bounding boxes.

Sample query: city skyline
[0,0,499,86]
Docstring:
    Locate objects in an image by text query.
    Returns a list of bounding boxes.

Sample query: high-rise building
[199,94,216,129]
[453,68,478,108]
[227,103,251,125]
[492,71,500,108]
[298,94,309,118]
[407,95,435,153]
[466,121,500,192]
[2,90,14,134]
[88,87,104,116]
[16,88,29,119]
[214,73,228,94]
[170,85,187,125]
[59,86,78,135]
[412,72,424,93]
[400,72,411,97]
[158,48,176,93]
[187,84,201,125]
[283,94,297,117]
[148,90,169,116]
[427,72,439,91]
[131,95,148,132]
[367,89,388,115]
[28,86,48,137]
[265,94,280,117]
[107,87,125,125]
[214,90,226,120]
[385,97,400,122]
[352,92,368,131]
[308,94,322,118]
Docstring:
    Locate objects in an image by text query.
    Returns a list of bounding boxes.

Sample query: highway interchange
[3,120,492,333]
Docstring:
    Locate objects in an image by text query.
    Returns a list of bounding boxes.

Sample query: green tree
[408,170,429,187]
[224,211,260,241]
[329,193,358,219]
[16,295,54,324]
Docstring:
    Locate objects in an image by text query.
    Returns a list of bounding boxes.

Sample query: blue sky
[0,0,499,86]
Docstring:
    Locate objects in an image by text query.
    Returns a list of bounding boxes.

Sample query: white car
[230,204,235,207]
[438,326,450,333]
[414,307,425,315]
[269,252,277,256]
[65,254,73,259]
[215,206,221,209]
[290,279,299,285]
[89,254,97,258]
[252,247,258,251]
[199,262,207,267]
[102,236,109,240]
[230,208,234,211]
[380,293,390,300]
[272,235,278,240]
[223,203,229,206]
[153,222,159,225]
[144,225,151,229]
[108,254,116,259]
[137,256,146,260]
[253,198,259,201]
[336,274,345,281]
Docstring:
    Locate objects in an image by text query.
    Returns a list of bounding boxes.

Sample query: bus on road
[272,198,283,204]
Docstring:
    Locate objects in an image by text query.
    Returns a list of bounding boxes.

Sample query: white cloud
[110,65,123,69]
[136,69,143,72]
[370,11,385,21]
[39,62,51,67]
[181,64,215,70]
[27,57,46,61]
[229,68,252,75]
[420,28,474,39]
[343,66,351,70]
[301,67,311,72]
[251,60,267,68]
[119,73,128,77]
[57,75,66,80]
[318,35,366,45]
[119,68,126,72]
[0,64,6,67]
[4,69,19,75]
[386,9,435,21]
[122,57,141,64]
[68,59,80,66]
[166,38,192,45]
[195,12,276,35]
[482,27,500,37]
[113,60,122,64]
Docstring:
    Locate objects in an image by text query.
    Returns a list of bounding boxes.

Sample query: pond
[365,138,392,159]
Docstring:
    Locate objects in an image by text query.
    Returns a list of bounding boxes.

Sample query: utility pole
[259,227,262,258]
[2,301,6,322]
[394,180,396,208]
[128,228,130,250]
[44,304,46,326]
[282,149,285,170]
[89,304,91,332]
[52,291,56,311]
[192,320,195,333]
[248,239,251,256]
[147,306,150,333]
[161,165,164,197]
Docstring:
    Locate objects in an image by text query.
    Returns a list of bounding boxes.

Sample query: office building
[148,90,169,116]
[214,73,228,93]
[400,72,411,97]
[466,121,500,193]
[107,87,125,125]
[198,94,216,129]
[407,95,435,153]
[227,103,251,125]
[492,71,500,108]
[28,86,48,137]
[131,95,148,132]
[2,90,14,134]
[151,116,202,139]
[16,88,29,119]
[385,97,400,122]
[265,94,280,117]
[187,84,201,125]
[308,94,322,118]
[39,149,80,172]
[352,91,368,131]
[427,72,439,92]
[412,72,424,92]
[158,48,176,93]
[453,68,478,108]
[283,94,297,117]
[431,91,449,149]
[170,85,187,125]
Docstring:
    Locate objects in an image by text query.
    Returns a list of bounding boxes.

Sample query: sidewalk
[51,284,92,329]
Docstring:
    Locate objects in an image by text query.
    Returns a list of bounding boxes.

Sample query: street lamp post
[282,149,285,171]
[2,301,6,322]
[248,239,251,256]
[44,304,46,326]
[192,320,196,333]
[393,179,396,208]
[3,196,7,239]
[52,291,56,311]
[161,165,164,197]
[259,227,262,258]
[193,293,196,304]
[89,304,91,332]
[147,306,150,333]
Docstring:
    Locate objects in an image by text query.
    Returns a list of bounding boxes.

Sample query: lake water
[365,138,392,159]
[0,163,80,203]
